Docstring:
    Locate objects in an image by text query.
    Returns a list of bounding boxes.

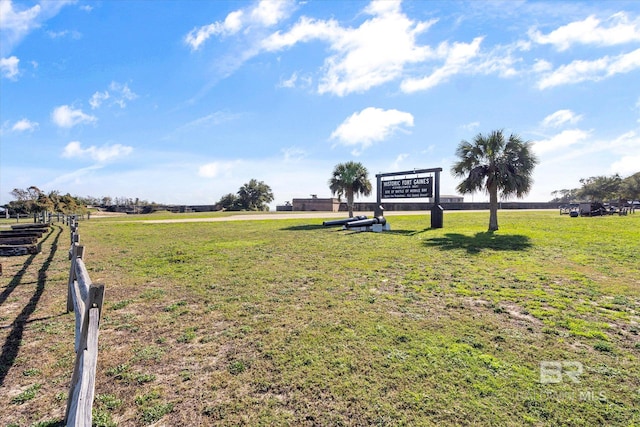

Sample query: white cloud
[541,109,582,128]
[46,29,81,39]
[461,121,480,132]
[11,118,38,132]
[0,0,75,55]
[473,50,519,78]
[605,130,640,154]
[51,105,97,128]
[528,131,638,200]
[185,0,295,51]
[537,48,640,89]
[279,72,298,88]
[62,141,133,162]
[611,155,640,175]
[532,59,552,73]
[263,2,435,96]
[400,37,483,93]
[163,112,241,140]
[198,160,241,178]
[89,90,109,109]
[390,153,409,170]
[0,1,42,54]
[193,1,527,96]
[281,147,306,162]
[185,17,239,51]
[250,0,292,27]
[330,107,414,154]
[535,130,640,169]
[181,111,240,130]
[530,13,640,51]
[89,82,137,109]
[532,129,591,155]
[318,7,434,95]
[262,16,341,50]
[44,164,104,189]
[109,81,137,107]
[0,55,19,79]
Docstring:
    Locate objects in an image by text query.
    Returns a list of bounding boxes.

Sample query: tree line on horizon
[5,129,637,231]
[2,186,162,216]
[3,186,89,216]
[550,172,640,204]
[2,179,277,216]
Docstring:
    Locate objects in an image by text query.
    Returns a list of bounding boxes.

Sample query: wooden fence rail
[1,211,88,223]
[64,216,105,426]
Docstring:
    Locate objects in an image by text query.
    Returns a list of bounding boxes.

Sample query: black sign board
[381,177,433,199]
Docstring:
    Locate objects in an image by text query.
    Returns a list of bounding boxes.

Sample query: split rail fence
[64,215,105,426]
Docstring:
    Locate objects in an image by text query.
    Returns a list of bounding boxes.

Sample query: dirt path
[138,211,428,224]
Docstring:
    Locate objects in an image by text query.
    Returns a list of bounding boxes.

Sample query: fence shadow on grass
[280,224,434,235]
[406,227,435,235]
[340,228,417,236]
[0,224,61,386]
[280,224,326,231]
[424,232,532,254]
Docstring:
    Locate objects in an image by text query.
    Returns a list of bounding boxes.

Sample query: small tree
[620,172,640,201]
[10,186,43,214]
[452,130,538,231]
[236,179,274,211]
[217,193,239,211]
[577,174,622,202]
[550,188,580,203]
[328,161,372,218]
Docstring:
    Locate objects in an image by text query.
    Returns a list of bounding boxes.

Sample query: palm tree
[329,161,372,217]
[451,130,538,231]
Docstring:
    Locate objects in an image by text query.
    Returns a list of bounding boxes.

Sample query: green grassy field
[1,210,638,426]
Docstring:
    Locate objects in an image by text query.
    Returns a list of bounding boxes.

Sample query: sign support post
[431,169,443,228]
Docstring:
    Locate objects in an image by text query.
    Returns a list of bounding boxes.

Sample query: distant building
[276,201,293,211]
[437,195,464,203]
[290,196,340,212]
[284,194,465,212]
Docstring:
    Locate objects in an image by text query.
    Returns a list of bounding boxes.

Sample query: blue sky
[1,0,639,208]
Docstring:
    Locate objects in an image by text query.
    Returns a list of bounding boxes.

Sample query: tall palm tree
[451,130,538,231]
[329,161,372,217]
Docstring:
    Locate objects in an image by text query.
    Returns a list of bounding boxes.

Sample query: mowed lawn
[1,210,638,426]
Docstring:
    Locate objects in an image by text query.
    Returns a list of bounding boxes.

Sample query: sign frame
[381,176,433,199]
[375,167,443,228]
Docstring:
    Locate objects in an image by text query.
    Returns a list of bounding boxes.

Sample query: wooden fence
[1,211,89,223]
[64,216,105,426]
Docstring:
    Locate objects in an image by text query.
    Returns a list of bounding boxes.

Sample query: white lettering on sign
[381,176,433,199]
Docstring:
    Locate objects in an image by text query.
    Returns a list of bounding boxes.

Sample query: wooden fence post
[65,283,105,426]
[66,243,81,313]
[63,213,105,426]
